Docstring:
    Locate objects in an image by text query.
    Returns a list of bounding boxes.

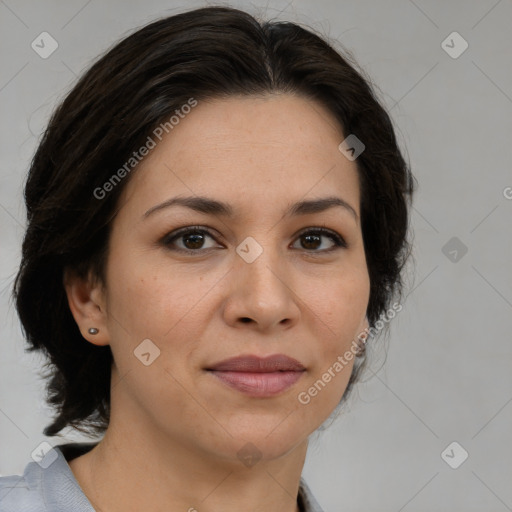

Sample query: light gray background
[1,1,511,511]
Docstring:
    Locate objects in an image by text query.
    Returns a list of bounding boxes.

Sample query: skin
[65,93,370,512]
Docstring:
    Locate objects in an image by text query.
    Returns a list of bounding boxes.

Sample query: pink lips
[206,354,306,397]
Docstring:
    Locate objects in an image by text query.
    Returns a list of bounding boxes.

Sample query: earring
[88,327,99,335]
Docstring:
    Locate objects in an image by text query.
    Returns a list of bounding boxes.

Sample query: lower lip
[208,370,304,397]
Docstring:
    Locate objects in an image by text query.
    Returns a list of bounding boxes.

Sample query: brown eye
[301,233,322,250]
[162,227,221,253]
[162,226,347,255]
[181,232,207,250]
[292,228,347,252]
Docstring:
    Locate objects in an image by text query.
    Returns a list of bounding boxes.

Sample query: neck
[69,398,308,512]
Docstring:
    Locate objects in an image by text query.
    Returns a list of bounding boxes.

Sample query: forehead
[118,94,361,219]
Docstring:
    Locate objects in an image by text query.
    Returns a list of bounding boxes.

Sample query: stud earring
[88,327,99,335]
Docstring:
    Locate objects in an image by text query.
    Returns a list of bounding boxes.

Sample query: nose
[222,245,301,333]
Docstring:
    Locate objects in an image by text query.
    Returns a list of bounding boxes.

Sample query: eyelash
[161,225,347,255]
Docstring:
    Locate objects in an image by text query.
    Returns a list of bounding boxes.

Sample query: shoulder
[0,460,46,511]
[0,443,96,512]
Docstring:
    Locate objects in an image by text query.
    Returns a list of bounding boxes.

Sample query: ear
[63,268,110,346]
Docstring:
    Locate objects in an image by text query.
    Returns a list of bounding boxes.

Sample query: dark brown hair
[13,6,414,437]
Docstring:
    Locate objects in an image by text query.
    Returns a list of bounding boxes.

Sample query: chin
[207,414,314,463]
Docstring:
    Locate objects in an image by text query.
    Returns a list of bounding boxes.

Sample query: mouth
[205,354,306,397]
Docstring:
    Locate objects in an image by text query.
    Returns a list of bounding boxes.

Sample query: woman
[0,6,414,511]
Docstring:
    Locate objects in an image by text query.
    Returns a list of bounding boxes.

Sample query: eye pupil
[184,233,204,249]
[302,234,321,250]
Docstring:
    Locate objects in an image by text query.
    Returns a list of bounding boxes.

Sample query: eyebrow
[143,195,358,221]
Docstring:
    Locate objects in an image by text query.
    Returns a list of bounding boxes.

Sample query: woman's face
[93,93,370,462]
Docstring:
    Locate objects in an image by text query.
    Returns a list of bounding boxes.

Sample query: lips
[206,354,306,397]
[207,354,305,372]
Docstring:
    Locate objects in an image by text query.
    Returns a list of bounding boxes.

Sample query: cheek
[312,271,369,341]
[103,258,221,391]
[300,269,370,366]
[105,254,206,339]
[297,270,368,408]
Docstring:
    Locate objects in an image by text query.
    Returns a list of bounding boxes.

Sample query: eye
[161,226,222,253]
[291,227,347,253]
[161,225,347,254]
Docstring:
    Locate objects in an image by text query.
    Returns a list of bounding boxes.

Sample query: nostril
[240,317,252,323]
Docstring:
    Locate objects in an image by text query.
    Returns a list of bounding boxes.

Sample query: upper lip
[206,354,306,372]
